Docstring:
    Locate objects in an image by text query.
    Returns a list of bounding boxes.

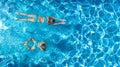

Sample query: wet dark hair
[41,43,46,51]
[48,17,55,24]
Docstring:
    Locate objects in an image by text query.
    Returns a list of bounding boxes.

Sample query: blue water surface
[0,0,120,67]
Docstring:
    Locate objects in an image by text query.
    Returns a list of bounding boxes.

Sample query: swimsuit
[48,17,55,24]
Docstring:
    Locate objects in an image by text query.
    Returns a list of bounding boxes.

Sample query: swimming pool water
[0,0,120,67]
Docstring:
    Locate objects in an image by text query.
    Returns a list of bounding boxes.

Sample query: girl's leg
[23,38,36,50]
[53,21,65,25]
[25,45,35,50]
[53,17,66,21]
[15,18,35,22]
[15,12,36,18]
[15,12,36,22]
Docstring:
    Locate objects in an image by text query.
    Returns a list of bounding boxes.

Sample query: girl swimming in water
[15,12,66,25]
